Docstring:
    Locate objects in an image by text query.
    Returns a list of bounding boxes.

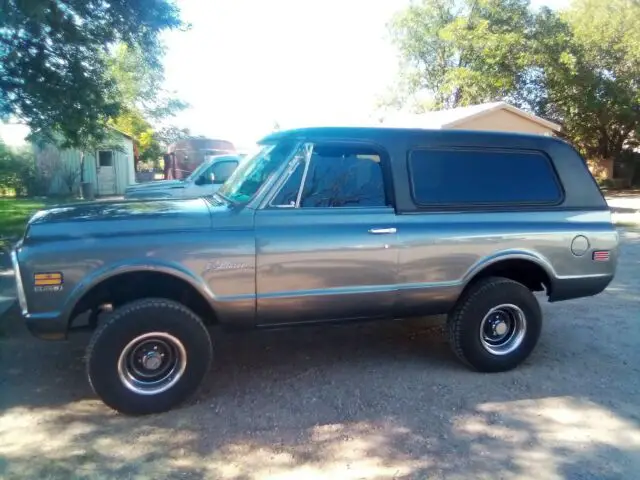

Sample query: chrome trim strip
[250,141,304,210]
[368,228,397,234]
[10,249,28,315]
[269,160,303,208]
[295,144,314,208]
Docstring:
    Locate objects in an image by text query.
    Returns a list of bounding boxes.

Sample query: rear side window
[409,149,562,206]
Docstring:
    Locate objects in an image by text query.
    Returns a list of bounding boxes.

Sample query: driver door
[254,141,399,325]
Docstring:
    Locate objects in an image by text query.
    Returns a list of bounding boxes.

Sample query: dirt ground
[1,231,639,480]
[606,193,640,212]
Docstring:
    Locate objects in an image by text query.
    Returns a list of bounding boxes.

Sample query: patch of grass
[0,197,77,241]
[0,198,47,240]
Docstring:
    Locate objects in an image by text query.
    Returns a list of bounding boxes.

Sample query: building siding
[110,146,134,195]
[454,110,555,136]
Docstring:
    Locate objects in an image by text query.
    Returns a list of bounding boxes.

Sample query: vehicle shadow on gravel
[1,232,639,479]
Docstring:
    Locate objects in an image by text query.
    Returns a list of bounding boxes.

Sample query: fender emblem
[35,285,63,293]
[204,261,249,273]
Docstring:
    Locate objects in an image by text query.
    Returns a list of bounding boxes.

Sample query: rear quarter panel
[395,210,617,316]
[385,130,617,314]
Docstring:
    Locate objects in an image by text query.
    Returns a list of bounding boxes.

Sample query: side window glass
[299,146,387,208]
[409,149,562,205]
[198,164,214,185]
[211,161,238,184]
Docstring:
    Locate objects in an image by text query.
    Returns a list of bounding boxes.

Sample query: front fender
[60,259,218,328]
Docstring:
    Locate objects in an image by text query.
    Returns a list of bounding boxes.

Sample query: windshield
[217,140,296,204]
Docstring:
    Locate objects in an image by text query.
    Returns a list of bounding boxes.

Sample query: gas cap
[571,235,590,256]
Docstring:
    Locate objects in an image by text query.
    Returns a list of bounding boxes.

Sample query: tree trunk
[79,150,95,200]
[80,151,85,183]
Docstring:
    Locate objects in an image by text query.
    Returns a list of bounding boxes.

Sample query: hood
[25,198,212,242]
[126,179,185,192]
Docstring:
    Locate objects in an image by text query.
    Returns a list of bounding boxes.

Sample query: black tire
[447,277,542,372]
[86,298,212,415]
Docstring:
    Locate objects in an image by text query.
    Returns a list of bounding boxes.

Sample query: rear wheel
[86,298,212,415]
[447,277,542,372]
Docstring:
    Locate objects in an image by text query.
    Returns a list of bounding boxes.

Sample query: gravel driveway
[1,231,639,480]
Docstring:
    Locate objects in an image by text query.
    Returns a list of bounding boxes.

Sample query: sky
[161,0,570,149]
[0,0,569,149]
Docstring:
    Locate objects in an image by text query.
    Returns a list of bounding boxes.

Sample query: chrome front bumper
[11,247,67,340]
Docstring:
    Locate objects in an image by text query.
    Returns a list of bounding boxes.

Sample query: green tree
[107,44,187,164]
[389,0,640,178]
[107,44,187,123]
[388,0,534,111]
[531,0,640,165]
[0,0,183,146]
[0,140,40,196]
[155,126,192,147]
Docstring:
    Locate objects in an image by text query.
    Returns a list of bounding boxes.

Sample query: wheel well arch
[465,258,553,295]
[68,270,218,329]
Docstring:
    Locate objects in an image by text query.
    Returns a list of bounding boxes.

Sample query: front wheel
[86,298,213,415]
[447,277,542,372]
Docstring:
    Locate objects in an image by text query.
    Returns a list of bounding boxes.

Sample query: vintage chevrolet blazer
[12,127,618,414]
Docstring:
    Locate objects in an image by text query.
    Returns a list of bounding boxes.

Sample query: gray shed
[33,128,136,196]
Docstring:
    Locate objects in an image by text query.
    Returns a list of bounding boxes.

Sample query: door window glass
[98,151,114,167]
[271,161,305,207]
[299,145,387,208]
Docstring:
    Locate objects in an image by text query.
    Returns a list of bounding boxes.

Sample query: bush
[596,177,615,190]
[0,143,40,196]
[137,159,158,172]
[20,162,50,196]
[0,158,20,195]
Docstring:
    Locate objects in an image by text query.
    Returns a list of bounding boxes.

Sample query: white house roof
[381,101,561,132]
[0,122,134,147]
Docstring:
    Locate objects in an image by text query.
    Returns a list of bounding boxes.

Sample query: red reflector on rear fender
[592,251,610,261]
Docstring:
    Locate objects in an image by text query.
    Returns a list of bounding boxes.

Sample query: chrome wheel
[117,332,187,395]
[479,304,527,356]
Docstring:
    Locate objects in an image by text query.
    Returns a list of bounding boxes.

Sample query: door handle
[368,228,396,234]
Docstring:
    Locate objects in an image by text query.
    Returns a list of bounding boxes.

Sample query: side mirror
[195,173,215,186]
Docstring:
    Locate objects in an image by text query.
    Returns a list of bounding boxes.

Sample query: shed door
[97,150,117,195]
